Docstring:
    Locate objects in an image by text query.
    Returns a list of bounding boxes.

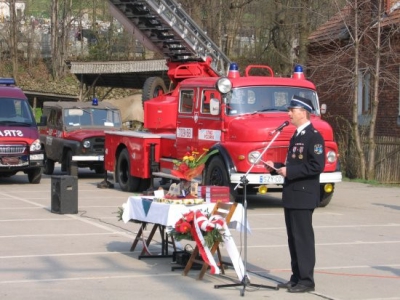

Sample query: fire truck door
[196,89,222,150]
[176,89,197,158]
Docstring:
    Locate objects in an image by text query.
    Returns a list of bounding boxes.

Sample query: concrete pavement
[1,168,399,300]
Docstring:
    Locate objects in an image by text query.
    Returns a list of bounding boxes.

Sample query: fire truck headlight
[30,139,41,152]
[327,151,337,163]
[248,151,261,164]
[83,140,91,149]
[216,77,232,94]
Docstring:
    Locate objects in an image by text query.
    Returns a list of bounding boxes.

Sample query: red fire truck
[104,0,341,206]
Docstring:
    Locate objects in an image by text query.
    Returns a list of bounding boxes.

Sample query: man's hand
[276,166,286,177]
[264,160,275,171]
[265,161,286,177]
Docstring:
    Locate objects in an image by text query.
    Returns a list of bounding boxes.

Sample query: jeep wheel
[142,77,167,103]
[28,168,42,184]
[204,156,237,201]
[43,157,55,175]
[117,149,140,192]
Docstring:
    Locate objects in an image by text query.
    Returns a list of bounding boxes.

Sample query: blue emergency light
[92,98,98,106]
[228,62,240,78]
[293,65,305,80]
[0,78,16,86]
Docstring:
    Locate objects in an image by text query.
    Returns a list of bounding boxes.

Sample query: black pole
[97,148,114,189]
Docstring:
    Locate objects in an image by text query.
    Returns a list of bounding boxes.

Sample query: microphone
[270,121,289,135]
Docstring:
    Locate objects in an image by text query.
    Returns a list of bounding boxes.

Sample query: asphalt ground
[1,166,399,300]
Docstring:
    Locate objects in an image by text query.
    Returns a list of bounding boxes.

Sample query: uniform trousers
[284,208,315,287]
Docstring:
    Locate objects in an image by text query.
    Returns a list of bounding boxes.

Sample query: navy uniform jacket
[282,123,325,209]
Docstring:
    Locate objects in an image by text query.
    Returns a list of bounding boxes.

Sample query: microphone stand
[214,126,286,296]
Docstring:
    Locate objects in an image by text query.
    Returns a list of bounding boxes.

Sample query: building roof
[308,5,352,44]
[66,59,170,89]
[308,2,400,45]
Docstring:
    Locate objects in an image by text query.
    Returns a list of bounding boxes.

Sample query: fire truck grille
[0,145,27,154]
[92,137,105,153]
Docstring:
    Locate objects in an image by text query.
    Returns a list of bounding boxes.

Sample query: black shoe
[288,284,315,293]
[277,281,296,289]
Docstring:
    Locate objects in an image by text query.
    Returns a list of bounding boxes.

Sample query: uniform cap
[288,95,314,113]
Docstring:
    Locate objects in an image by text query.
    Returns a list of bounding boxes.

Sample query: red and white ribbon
[190,210,225,274]
[189,209,246,279]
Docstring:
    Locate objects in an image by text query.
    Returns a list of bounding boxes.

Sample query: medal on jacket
[298,147,304,159]
[291,146,297,159]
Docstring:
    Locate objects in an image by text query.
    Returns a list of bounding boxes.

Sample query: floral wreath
[169,209,227,274]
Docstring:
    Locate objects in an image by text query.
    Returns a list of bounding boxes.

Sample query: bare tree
[8,0,18,79]
[50,0,59,79]
[308,0,398,180]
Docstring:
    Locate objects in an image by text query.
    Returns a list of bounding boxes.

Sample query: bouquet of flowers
[171,149,218,181]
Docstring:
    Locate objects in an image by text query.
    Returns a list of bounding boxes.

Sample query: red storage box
[198,186,230,203]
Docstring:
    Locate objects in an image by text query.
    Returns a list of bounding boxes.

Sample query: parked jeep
[39,100,122,175]
[0,78,44,183]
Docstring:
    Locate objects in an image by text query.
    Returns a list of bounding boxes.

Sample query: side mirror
[210,98,220,115]
[320,103,327,114]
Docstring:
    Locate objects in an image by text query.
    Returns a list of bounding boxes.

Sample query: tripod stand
[214,124,288,296]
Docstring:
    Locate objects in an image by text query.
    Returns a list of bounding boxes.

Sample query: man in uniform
[266,95,325,293]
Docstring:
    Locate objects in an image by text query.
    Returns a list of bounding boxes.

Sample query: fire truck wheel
[319,185,333,207]
[142,77,167,102]
[205,156,237,201]
[28,167,42,184]
[117,148,140,192]
[43,157,55,175]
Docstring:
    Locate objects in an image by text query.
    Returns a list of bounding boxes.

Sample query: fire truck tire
[117,149,140,192]
[43,156,55,175]
[28,167,42,184]
[319,187,333,207]
[204,156,237,201]
[142,77,167,102]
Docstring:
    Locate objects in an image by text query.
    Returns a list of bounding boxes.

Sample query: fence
[371,136,400,184]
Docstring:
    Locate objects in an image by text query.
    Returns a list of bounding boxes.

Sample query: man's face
[288,107,307,127]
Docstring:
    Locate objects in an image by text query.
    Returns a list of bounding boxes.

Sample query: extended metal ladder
[108,0,231,76]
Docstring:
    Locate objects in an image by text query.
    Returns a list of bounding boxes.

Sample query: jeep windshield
[0,98,37,126]
[225,87,320,116]
[64,108,121,128]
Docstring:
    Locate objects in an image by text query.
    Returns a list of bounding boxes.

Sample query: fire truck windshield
[0,98,37,126]
[226,87,319,116]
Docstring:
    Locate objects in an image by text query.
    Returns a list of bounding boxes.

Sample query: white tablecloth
[122,196,250,233]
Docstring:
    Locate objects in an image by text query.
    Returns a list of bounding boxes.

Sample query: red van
[0,78,44,183]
